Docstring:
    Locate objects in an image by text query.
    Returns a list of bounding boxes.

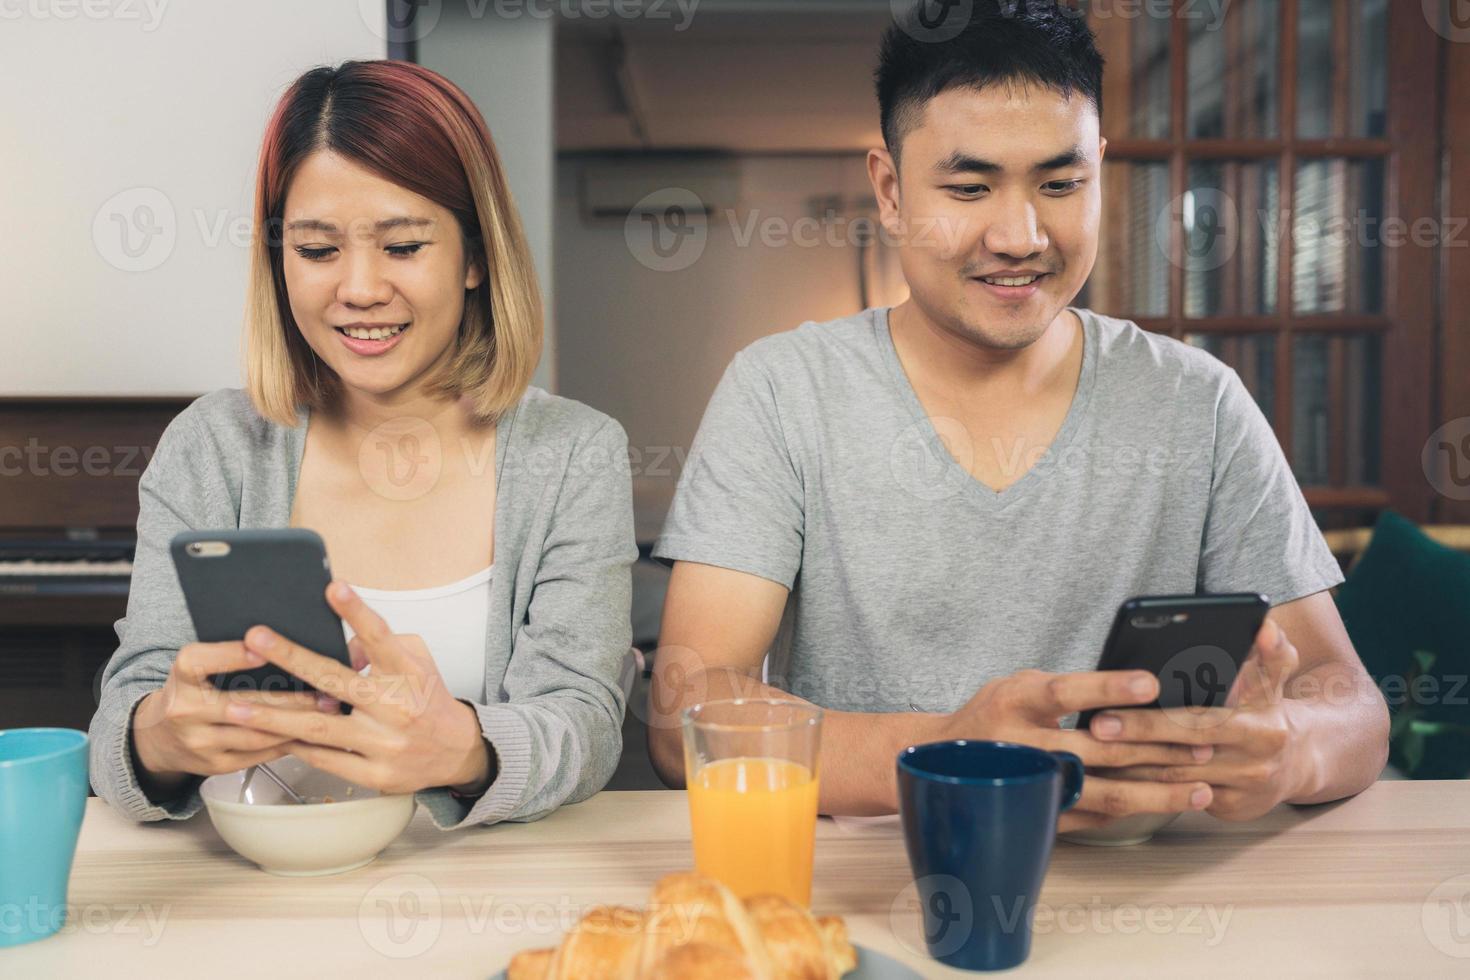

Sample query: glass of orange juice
[682,698,823,906]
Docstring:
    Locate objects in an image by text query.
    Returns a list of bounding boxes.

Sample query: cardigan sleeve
[89,406,233,821]
[415,416,637,829]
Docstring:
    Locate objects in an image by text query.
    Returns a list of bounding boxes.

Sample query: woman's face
[281,150,483,403]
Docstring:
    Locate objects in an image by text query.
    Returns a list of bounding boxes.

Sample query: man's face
[878,84,1104,350]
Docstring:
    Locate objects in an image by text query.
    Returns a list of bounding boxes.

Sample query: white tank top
[342,565,493,702]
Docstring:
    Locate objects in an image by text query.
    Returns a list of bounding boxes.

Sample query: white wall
[419,8,557,393]
[1,0,388,396]
[554,153,905,530]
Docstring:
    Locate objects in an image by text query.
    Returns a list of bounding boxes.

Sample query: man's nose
[983,195,1048,260]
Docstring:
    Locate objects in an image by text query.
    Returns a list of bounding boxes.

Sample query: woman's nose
[335,249,394,308]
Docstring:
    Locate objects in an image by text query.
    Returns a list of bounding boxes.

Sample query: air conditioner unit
[579,157,741,221]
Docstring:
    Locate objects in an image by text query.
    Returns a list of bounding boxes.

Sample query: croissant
[507,871,859,979]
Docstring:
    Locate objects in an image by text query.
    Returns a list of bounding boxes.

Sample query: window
[1078,0,1442,527]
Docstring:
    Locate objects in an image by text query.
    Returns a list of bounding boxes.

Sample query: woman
[90,61,636,830]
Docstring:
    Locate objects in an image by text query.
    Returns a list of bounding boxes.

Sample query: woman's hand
[131,640,332,796]
[224,581,494,796]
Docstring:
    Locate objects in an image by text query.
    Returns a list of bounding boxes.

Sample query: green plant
[1389,651,1470,778]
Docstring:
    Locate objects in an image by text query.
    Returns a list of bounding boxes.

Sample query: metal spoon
[250,762,307,805]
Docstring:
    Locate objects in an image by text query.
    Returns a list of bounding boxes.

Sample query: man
[649,0,1387,833]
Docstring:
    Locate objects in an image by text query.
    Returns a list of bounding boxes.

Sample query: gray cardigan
[89,386,636,830]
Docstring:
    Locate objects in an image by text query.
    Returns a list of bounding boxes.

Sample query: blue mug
[896,740,1083,972]
[0,728,89,947]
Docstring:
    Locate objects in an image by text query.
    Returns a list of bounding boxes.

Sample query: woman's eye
[292,243,425,260]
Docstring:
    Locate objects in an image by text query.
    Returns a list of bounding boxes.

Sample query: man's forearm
[649,668,944,815]
[1283,662,1390,805]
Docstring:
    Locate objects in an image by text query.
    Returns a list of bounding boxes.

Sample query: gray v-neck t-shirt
[653,306,1343,713]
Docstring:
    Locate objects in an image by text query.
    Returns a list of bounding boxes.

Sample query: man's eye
[386,242,425,257]
[294,245,334,261]
[949,184,987,197]
[1044,179,1084,194]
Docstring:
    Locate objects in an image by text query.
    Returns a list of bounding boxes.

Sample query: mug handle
[1052,751,1084,812]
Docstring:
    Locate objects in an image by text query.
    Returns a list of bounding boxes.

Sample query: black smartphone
[1076,593,1270,732]
[170,528,352,712]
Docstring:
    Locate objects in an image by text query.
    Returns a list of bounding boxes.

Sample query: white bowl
[1058,812,1181,846]
[200,755,416,876]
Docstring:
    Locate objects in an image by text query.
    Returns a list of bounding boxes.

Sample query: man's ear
[1098,135,1108,162]
[867,147,903,239]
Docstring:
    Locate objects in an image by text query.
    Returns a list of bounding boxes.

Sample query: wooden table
[7,782,1469,978]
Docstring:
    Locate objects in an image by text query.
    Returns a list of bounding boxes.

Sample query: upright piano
[0,397,192,729]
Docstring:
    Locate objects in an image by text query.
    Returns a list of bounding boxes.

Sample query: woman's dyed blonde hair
[244,60,542,426]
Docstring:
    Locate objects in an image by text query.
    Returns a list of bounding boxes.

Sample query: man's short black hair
[876,1,1105,163]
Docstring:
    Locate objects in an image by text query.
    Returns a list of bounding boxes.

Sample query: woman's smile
[332,321,412,356]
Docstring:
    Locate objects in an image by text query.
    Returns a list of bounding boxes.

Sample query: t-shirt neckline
[874,305,1098,511]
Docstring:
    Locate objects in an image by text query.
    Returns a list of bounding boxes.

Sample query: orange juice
[687,756,819,906]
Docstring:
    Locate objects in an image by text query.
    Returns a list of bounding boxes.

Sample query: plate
[490,942,924,978]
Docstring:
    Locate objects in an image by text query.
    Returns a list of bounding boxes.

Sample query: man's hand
[1089,618,1309,821]
[931,668,1216,832]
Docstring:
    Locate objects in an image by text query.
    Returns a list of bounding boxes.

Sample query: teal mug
[0,728,89,947]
